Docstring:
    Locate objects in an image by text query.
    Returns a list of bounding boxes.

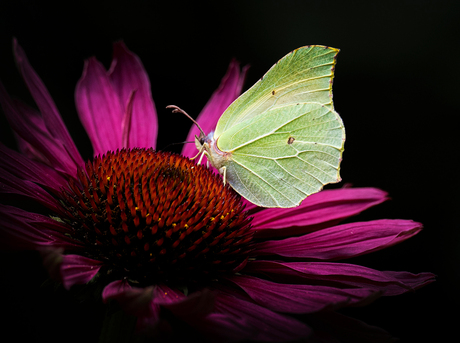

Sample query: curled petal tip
[112,40,129,53]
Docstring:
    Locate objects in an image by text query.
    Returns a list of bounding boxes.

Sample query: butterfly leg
[197,151,205,165]
[220,166,227,185]
[197,150,212,166]
[190,145,205,161]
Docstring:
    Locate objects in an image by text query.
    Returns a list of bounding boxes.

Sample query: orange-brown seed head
[59,148,253,285]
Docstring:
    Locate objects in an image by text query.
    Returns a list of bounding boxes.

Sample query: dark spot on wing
[287,137,295,145]
[272,90,276,95]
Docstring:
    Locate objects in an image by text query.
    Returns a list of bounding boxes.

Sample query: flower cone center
[59,148,252,285]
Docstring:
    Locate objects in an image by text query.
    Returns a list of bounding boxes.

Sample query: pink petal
[251,187,389,239]
[75,57,124,156]
[60,254,103,290]
[102,280,157,318]
[226,275,379,314]
[181,60,248,158]
[6,98,61,165]
[0,143,68,193]
[109,41,158,149]
[190,313,251,343]
[0,205,79,250]
[121,90,136,147]
[0,169,62,211]
[0,82,80,176]
[214,290,311,342]
[102,279,133,301]
[12,39,83,171]
[153,285,215,319]
[253,219,423,260]
[243,260,435,296]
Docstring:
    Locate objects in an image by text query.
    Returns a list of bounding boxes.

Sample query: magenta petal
[0,83,80,176]
[226,275,378,314]
[0,169,61,211]
[60,254,103,290]
[109,41,158,149]
[0,205,79,250]
[12,39,83,170]
[121,90,136,147]
[181,60,248,158]
[378,270,436,295]
[75,57,124,156]
[102,280,158,318]
[251,188,389,239]
[254,219,423,260]
[191,313,252,343]
[214,290,311,342]
[152,285,215,319]
[102,279,133,301]
[0,143,68,192]
[2,94,61,166]
[243,260,435,296]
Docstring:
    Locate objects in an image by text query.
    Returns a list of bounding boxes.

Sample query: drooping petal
[213,290,312,342]
[243,260,435,296]
[181,60,248,158]
[102,281,175,338]
[75,57,124,156]
[0,205,79,250]
[102,279,133,301]
[253,219,423,260]
[0,143,68,192]
[109,41,158,149]
[0,82,80,176]
[152,285,215,319]
[251,187,389,239]
[5,97,67,166]
[190,313,252,343]
[226,275,379,314]
[60,254,103,290]
[102,282,215,324]
[39,247,65,281]
[102,280,157,318]
[12,39,84,171]
[0,168,62,210]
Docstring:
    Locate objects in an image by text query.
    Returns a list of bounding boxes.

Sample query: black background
[0,1,458,342]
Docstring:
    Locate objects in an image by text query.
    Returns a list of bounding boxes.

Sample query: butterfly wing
[217,102,344,207]
[214,46,339,138]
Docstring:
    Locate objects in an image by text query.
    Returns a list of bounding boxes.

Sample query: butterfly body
[195,131,231,178]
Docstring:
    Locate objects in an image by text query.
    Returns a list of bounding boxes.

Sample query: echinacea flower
[0,39,434,342]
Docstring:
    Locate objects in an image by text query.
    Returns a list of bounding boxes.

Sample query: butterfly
[169,45,345,208]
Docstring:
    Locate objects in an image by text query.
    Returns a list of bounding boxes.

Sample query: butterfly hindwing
[217,102,344,207]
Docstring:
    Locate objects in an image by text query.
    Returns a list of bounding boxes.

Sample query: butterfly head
[195,131,214,152]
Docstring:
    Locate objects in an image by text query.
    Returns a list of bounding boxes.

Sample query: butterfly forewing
[214,46,339,138]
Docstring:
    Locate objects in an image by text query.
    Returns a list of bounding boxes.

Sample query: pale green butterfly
[169,45,345,208]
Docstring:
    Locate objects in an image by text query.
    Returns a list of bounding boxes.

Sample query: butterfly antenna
[166,105,206,137]
[161,140,195,150]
